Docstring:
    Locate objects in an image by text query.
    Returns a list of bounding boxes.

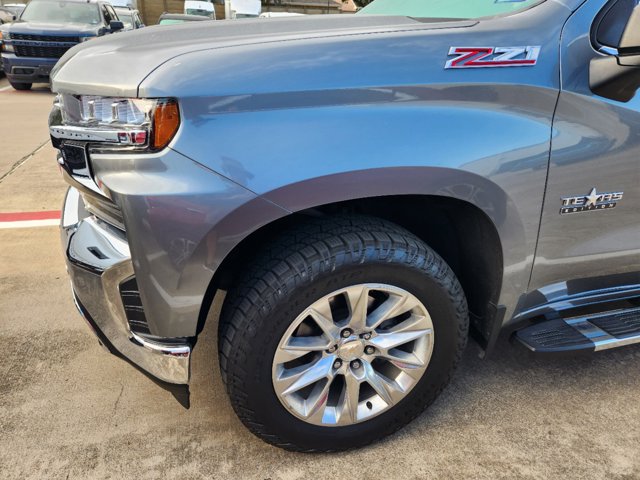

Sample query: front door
[528,0,640,303]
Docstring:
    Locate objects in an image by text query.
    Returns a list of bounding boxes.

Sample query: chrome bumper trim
[62,187,191,384]
[131,332,191,358]
[62,186,81,227]
[50,124,148,146]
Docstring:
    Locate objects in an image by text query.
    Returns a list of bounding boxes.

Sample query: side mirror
[618,4,640,51]
[109,20,124,32]
[590,55,640,102]
[590,4,640,102]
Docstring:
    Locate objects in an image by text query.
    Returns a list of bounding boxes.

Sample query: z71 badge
[445,46,541,69]
[560,188,624,215]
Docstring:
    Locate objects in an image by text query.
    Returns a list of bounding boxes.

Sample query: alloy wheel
[272,283,435,426]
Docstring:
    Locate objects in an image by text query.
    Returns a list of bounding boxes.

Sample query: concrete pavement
[0,77,53,181]
[1,81,640,480]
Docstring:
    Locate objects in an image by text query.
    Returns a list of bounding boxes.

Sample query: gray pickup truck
[0,0,124,90]
[48,0,640,452]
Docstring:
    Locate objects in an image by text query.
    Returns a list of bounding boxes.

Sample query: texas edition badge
[560,188,624,215]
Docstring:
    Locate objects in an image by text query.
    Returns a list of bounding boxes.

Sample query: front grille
[14,44,74,58]
[9,33,80,43]
[119,277,150,335]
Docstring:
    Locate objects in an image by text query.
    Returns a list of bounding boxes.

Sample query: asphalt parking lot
[1,76,640,480]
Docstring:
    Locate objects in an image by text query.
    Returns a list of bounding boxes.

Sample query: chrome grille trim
[81,192,125,232]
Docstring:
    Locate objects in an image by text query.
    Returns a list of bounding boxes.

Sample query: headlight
[0,31,13,53]
[79,36,95,42]
[54,95,180,151]
[73,95,155,125]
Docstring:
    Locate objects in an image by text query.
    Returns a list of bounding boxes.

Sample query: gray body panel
[51,15,475,96]
[91,148,288,337]
[51,0,638,348]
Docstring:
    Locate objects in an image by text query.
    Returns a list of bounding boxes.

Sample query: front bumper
[61,187,192,386]
[2,53,56,83]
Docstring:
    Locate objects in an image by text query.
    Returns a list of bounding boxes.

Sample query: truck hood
[51,15,476,97]
[8,20,102,36]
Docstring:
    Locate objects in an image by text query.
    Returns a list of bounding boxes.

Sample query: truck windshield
[20,1,101,24]
[359,0,544,19]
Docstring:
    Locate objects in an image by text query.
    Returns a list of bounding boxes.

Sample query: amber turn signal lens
[153,100,180,150]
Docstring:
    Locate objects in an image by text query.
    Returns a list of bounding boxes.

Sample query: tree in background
[353,0,374,6]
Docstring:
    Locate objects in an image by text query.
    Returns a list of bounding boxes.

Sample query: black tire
[219,215,468,452]
[10,81,32,91]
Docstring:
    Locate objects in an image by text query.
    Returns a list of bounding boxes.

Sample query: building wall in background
[263,0,357,14]
[138,0,355,25]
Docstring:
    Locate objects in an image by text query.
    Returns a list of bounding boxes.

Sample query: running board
[515,306,640,353]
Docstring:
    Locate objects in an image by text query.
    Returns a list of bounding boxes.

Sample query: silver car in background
[113,7,144,29]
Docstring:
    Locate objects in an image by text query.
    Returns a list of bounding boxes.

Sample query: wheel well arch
[197,195,503,346]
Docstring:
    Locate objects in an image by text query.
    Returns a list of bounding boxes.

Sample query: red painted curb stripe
[0,210,61,222]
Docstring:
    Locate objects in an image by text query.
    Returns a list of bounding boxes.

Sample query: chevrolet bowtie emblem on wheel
[560,188,624,215]
[445,46,541,69]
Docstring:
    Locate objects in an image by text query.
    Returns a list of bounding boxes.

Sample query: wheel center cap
[338,339,365,361]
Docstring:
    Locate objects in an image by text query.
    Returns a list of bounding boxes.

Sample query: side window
[101,4,112,24]
[106,5,118,21]
[595,0,637,48]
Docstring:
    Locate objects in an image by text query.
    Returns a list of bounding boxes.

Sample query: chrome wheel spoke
[386,314,431,334]
[370,327,432,351]
[305,376,334,421]
[377,349,425,369]
[367,293,420,330]
[338,374,361,424]
[277,356,334,396]
[346,285,369,331]
[273,347,312,364]
[273,336,330,363]
[308,306,340,341]
[363,361,399,405]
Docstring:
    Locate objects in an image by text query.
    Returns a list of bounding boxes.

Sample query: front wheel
[9,81,32,91]
[219,215,468,452]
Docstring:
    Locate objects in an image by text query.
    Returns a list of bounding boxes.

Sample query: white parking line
[0,85,12,92]
[0,219,59,229]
